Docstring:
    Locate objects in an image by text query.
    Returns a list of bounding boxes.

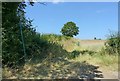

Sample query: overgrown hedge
[104,32,120,55]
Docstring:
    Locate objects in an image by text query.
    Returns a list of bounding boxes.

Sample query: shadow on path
[20,57,103,79]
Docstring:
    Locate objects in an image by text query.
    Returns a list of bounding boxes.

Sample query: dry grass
[3,56,104,79]
[3,53,118,79]
[74,54,118,71]
[79,40,106,51]
[62,39,106,52]
[2,37,118,79]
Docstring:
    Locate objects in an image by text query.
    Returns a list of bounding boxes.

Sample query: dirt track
[97,67,118,79]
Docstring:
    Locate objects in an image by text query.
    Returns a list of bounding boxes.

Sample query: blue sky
[25,2,118,39]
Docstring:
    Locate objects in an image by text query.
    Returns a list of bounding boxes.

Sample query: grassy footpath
[3,54,118,79]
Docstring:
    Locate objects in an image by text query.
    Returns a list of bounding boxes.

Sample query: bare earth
[96,66,118,79]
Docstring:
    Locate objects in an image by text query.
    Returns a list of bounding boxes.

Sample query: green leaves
[104,32,120,55]
[2,2,36,67]
[61,21,79,37]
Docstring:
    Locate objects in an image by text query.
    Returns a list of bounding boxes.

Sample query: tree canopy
[60,21,79,37]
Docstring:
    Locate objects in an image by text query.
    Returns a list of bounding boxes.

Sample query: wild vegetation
[2,33,119,79]
[2,2,119,79]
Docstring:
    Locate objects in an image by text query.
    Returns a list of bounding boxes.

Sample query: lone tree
[61,21,79,37]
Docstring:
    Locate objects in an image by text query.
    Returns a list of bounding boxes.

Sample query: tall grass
[74,53,118,71]
[3,33,119,78]
[40,34,71,43]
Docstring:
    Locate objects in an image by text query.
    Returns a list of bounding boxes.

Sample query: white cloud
[52,0,64,4]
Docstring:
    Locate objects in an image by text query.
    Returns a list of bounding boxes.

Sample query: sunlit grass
[2,34,118,79]
[74,53,118,71]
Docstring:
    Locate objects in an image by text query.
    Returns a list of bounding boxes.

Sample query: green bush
[80,50,96,55]
[104,32,120,55]
[2,2,36,68]
[68,50,80,59]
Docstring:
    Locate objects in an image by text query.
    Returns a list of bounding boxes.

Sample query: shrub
[80,50,96,55]
[94,37,96,40]
[68,50,80,59]
[104,32,120,55]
